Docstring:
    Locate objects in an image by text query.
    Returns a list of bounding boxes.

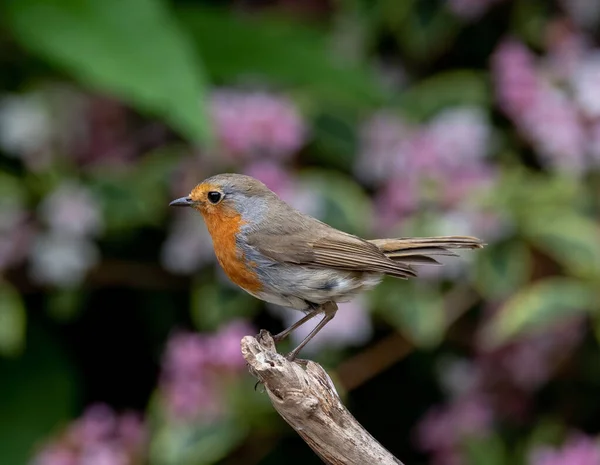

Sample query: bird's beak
[169,196,193,207]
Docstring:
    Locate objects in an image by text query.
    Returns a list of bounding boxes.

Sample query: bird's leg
[286,302,338,361]
[272,303,321,343]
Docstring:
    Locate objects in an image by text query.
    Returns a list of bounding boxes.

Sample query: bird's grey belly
[251,263,383,310]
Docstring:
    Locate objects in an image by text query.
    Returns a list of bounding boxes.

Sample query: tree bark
[241,330,404,465]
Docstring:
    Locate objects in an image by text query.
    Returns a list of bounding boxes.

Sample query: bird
[170,173,484,360]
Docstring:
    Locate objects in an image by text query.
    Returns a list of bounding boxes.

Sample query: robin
[170,173,484,360]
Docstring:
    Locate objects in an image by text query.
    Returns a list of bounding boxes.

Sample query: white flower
[426,106,491,169]
[0,93,52,156]
[571,52,600,118]
[39,182,103,237]
[160,212,214,274]
[29,233,99,287]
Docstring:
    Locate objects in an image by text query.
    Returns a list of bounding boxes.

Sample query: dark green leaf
[191,278,260,332]
[473,240,532,299]
[299,169,372,237]
[149,416,246,465]
[0,322,78,464]
[524,214,600,279]
[373,279,445,348]
[464,433,508,465]
[0,282,26,357]
[5,0,210,142]
[178,6,385,110]
[482,278,597,348]
[396,70,491,121]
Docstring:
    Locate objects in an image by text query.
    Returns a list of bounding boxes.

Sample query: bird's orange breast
[201,208,263,294]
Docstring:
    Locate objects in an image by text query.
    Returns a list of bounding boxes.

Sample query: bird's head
[169,173,277,221]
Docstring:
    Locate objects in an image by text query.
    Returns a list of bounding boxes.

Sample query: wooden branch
[241,330,404,465]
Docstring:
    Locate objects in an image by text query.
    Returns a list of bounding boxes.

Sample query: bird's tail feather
[368,236,485,266]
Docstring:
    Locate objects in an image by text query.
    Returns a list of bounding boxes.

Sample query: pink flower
[206,319,254,369]
[210,89,307,160]
[415,395,494,454]
[159,321,255,422]
[425,107,491,172]
[492,39,540,118]
[492,39,587,173]
[355,112,411,185]
[30,405,147,465]
[529,434,600,465]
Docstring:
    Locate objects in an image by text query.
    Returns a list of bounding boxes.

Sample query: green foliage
[373,279,446,348]
[482,277,598,347]
[464,434,509,465]
[473,240,532,300]
[3,0,210,143]
[90,151,179,233]
[178,6,385,110]
[150,417,247,465]
[397,70,491,121]
[299,169,373,237]
[191,277,261,332]
[0,322,78,464]
[0,282,26,356]
[524,213,600,280]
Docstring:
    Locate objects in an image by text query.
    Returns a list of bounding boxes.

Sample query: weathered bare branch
[241,330,404,465]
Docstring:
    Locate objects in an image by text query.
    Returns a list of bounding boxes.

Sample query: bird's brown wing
[245,218,416,279]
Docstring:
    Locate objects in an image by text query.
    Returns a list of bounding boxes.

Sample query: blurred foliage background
[1,0,600,464]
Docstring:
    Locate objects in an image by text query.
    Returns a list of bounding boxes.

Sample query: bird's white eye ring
[207,191,222,204]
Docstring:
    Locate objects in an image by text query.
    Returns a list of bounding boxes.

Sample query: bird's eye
[207,191,222,204]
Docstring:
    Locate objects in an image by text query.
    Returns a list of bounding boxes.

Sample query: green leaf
[4,0,210,143]
[396,70,491,121]
[483,278,597,348]
[373,280,446,348]
[299,169,372,237]
[524,213,600,279]
[0,283,26,357]
[149,417,246,465]
[191,278,260,332]
[0,321,78,464]
[90,151,180,232]
[464,433,508,465]
[473,240,532,300]
[178,6,385,110]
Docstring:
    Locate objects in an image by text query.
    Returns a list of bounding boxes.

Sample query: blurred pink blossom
[355,111,411,184]
[210,89,307,160]
[492,39,588,173]
[425,107,492,172]
[31,404,146,465]
[447,0,504,20]
[529,434,600,465]
[271,298,373,355]
[415,395,494,461]
[160,320,254,422]
[476,315,585,393]
[39,182,103,237]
